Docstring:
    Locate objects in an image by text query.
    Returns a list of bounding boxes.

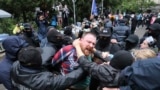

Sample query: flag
[91,0,98,16]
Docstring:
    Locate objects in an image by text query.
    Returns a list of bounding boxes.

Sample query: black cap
[23,23,31,29]
[64,26,72,36]
[99,28,111,37]
[47,29,63,43]
[126,34,139,44]
[149,23,160,31]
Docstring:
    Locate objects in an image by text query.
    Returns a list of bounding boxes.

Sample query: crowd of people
[1,2,160,90]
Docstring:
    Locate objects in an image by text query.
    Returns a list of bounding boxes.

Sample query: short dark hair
[18,46,42,67]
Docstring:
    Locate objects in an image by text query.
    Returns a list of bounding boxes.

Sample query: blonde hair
[132,48,156,60]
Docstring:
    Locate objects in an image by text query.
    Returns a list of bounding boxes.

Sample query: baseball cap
[149,23,160,31]
[23,23,31,29]
[126,34,139,44]
[99,28,111,37]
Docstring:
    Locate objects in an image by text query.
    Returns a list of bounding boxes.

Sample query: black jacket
[78,56,119,87]
[119,57,160,90]
[112,24,131,42]
[11,61,84,90]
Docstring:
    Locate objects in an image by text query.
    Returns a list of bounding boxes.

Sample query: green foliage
[0,0,156,22]
[0,0,156,34]
[0,0,55,34]
[0,0,55,22]
[0,18,16,34]
[61,0,92,22]
[117,0,156,13]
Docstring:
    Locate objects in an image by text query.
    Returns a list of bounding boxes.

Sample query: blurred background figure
[111,19,131,44]
[13,23,24,35]
[56,2,63,28]
[63,4,70,27]
[140,36,158,54]
[123,34,139,51]
[130,13,137,34]
[0,36,28,90]
[20,23,40,47]
[35,11,49,47]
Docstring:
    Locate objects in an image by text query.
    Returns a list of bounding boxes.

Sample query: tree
[116,0,155,13]
[0,0,55,22]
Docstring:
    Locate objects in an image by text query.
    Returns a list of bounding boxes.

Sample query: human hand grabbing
[102,52,110,58]
[111,39,118,44]
[73,38,84,58]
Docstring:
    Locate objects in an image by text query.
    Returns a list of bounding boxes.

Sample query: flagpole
[72,0,76,24]
[101,0,104,15]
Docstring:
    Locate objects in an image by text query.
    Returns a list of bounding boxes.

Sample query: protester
[19,23,40,47]
[63,25,77,40]
[41,27,63,65]
[140,36,158,54]
[56,2,63,28]
[13,23,23,35]
[35,12,48,47]
[72,39,134,89]
[96,28,121,55]
[40,27,64,67]
[124,34,139,51]
[0,36,28,90]
[96,28,112,52]
[11,46,85,90]
[105,54,160,90]
[52,32,97,90]
[143,23,160,51]
[63,4,70,27]
[140,36,155,49]
[130,14,137,34]
[111,19,131,44]
[73,38,160,89]
[96,50,135,90]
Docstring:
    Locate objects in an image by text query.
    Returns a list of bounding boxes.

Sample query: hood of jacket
[2,36,28,60]
[120,57,160,89]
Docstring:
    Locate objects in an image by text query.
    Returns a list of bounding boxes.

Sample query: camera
[84,21,90,29]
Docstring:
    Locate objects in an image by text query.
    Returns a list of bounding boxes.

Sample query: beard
[82,47,94,56]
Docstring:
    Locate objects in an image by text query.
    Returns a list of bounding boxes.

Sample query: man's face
[80,34,96,56]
